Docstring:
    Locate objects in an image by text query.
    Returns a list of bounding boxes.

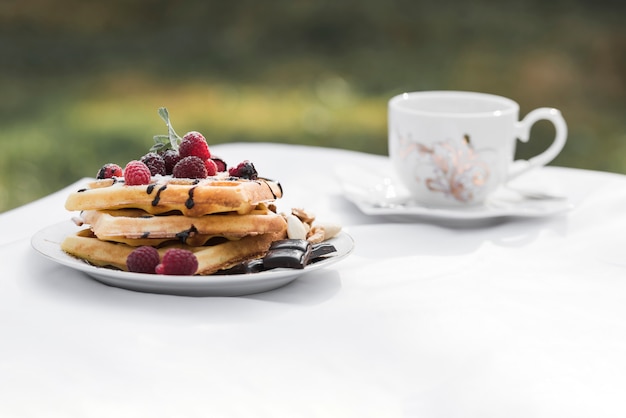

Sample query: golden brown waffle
[65,176,283,217]
[78,205,287,246]
[61,229,287,275]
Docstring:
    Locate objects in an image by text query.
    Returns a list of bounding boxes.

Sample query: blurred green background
[1,0,624,212]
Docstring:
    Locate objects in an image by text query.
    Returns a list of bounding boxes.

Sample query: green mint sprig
[150,107,182,152]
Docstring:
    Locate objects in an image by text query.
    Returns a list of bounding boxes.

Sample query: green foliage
[0,0,624,212]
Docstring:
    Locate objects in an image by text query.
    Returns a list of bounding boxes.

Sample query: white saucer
[31,221,354,297]
[335,163,573,221]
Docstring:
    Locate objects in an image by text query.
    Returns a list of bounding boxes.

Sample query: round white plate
[335,163,573,221]
[31,221,354,297]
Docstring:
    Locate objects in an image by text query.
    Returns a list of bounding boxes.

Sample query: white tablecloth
[2,143,626,418]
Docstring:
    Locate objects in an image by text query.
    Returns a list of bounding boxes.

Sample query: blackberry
[160,149,181,175]
[141,152,166,176]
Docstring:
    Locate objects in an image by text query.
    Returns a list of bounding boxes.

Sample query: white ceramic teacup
[388,90,567,207]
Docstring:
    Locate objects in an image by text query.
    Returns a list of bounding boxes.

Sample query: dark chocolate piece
[215,259,264,275]
[269,239,310,252]
[215,239,337,275]
[263,239,312,270]
[310,242,337,259]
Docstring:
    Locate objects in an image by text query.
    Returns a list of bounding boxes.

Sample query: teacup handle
[508,108,567,180]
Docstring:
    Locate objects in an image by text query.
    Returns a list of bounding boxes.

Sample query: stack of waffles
[61,176,290,275]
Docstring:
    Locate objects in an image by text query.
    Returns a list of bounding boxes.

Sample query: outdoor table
[2,143,625,417]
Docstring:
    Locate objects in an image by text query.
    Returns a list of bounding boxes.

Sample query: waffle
[61,172,341,275]
[61,172,290,274]
[65,176,283,217]
[58,108,344,277]
[78,204,287,246]
[61,228,286,275]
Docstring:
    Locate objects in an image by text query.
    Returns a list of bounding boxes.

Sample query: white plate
[336,163,573,221]
[31,221,354,297]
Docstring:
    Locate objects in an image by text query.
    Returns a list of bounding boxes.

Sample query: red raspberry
[211,157,227,172]
[140,152,166,176]
[124,160,152,185]
[205,158,218,176]
[155,248,198,275]
[160,149,181,175]
[172,156,208,179]
[228,160,258,180]
[179,131,211,160]
[126,246,160,274]
[96,163,123,179]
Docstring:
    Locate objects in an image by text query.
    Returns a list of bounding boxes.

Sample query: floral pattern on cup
[400,134,491,203]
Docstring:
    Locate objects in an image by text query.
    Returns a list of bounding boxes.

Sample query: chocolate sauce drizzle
[257,177,282,199]
[176,226,198,244]
[151,185,167,206]
[185,187,196,209]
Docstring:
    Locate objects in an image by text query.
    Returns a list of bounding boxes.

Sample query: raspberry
[229,160,258,180]
[141,152,166,176]
[155,248,198,275]
[172,156,208,179]
[124,160,152,185]
[205,158,218,176]
[96,163,123,179]
[160,149,181,175]
[126,246,160,274]
[179,131,211,160]
[211,156,227,172]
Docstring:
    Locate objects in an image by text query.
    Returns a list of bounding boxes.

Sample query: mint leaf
[157,107,170,123]
[153,107,182,152]
[149,134,171,152]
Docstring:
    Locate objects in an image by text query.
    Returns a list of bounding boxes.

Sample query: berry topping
[140,152,166,176]
[126,246,160,274]
[172,156,208,179]
[124,160,152,185]
[96,163,123,180]
[205,158,218,176]
[211,156,227,172]
[229,160,258,180]
[179,131,211,160]
[155,248,199,275]
[160,149,181,175]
